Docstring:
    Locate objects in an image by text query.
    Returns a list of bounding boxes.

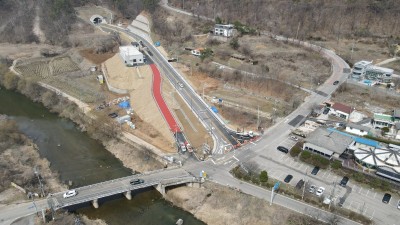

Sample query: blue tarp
[211,106,218,113]
[118,101,131,109]
[155,41,161,47]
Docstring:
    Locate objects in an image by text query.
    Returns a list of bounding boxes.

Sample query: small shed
[116,115,131,124]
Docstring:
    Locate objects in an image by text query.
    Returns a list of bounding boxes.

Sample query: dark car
[340,176,349,187]
[130,179,144,185]
[333,80,339,85]
[323,108,330,114]
[311,166,320,175]
[108,112,118,118]
[295,179,305,189]
[277,146,289,154]
[337,197,345,207]
[382,193,391,204]
[284,175,293,183]
[147,51,153,56]
[168,58,177,62]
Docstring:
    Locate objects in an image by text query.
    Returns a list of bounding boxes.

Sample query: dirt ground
[165,182,321,225]
[384,59,400,74]
[103,54,139,90]
[103,139,164,172]
[0,43,65,60]
[332,83,400,116]
[79,49,115,65]
[314,38,391,66]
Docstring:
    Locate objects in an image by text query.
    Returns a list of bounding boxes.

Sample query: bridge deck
[49,167,193,209]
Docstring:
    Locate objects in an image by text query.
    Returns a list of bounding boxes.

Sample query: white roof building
[214,24,234,37]
[354,144,400,182]
[119,46,143,66]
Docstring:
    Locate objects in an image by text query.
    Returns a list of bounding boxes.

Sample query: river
[0,87,205,225]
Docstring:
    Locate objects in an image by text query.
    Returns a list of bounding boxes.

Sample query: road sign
[273,181,280,190]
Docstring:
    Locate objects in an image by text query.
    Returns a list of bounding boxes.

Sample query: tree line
[169,0,400,40]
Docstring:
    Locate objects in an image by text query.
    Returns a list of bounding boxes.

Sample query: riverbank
[0,116,109,225]
[165,182,321,225]
[0,116,64,203]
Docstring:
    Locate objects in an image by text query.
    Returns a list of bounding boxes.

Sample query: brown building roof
[332,102,353,115]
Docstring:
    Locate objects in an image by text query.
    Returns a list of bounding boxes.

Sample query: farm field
[14,56,103,103]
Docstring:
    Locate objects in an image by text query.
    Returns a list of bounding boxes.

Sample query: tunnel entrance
[90,15,105,25]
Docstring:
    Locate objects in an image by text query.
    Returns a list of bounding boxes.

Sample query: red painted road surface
[150,64,181,133]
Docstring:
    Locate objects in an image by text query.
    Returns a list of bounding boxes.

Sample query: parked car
[295,179,305,189]
[63,190,77,199]
[168,58,177,62]
[333,80,339,85]
[316,187,325,196]
[147,51,153,56]
[382,193,391,204]
[284,175,293,183]
[337,197,345,207]
[311,166,320,175]
[323,108,330,114]
[340,176,349,187]
[308,185,316,193]
[108,112,118,118]
[130,179,144,185]
[397,200,400,209]
[277,146,289,154]
[290,136,299,141]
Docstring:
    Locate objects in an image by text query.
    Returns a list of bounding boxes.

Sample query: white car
[316,187,325,196]
[397,200,400,210]
[63,190,77,199]
[290,136,299,141]
[308,185,316,193]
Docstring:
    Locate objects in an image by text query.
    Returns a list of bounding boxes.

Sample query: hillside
[0,0,159,45]
[169,0,400,40]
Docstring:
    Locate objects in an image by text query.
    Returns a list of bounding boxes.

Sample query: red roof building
[331,102,353,120]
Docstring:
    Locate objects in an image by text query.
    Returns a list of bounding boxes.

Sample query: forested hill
[0,0,159,45]
[169,0,400,40]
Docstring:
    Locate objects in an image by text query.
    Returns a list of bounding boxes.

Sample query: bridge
[47,167,198,210]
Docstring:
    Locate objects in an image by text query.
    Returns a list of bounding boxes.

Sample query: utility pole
[34,166,45,197]
[329,180,337,210]
[257,105,260,129]
[295,22,301,40]
[302,169,308,200]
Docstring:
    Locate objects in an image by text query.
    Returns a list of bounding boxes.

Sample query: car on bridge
[130,179,144,185]
[333,80,339,85]
[63,190,77,198]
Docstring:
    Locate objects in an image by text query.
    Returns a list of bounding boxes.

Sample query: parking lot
[253,135,400,217]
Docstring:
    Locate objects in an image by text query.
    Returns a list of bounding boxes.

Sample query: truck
[236,131,254,138]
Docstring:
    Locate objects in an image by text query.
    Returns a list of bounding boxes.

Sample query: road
[102,24,238,155]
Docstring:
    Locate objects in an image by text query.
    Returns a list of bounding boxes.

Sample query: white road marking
[223,160,232,165]
[210,159,216,165]
[358,187,363,194]
[366,189,369,196]
[369,210,375,220]
[373,192,377,199]
[250,141,257,145]
[233,156,239,161]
